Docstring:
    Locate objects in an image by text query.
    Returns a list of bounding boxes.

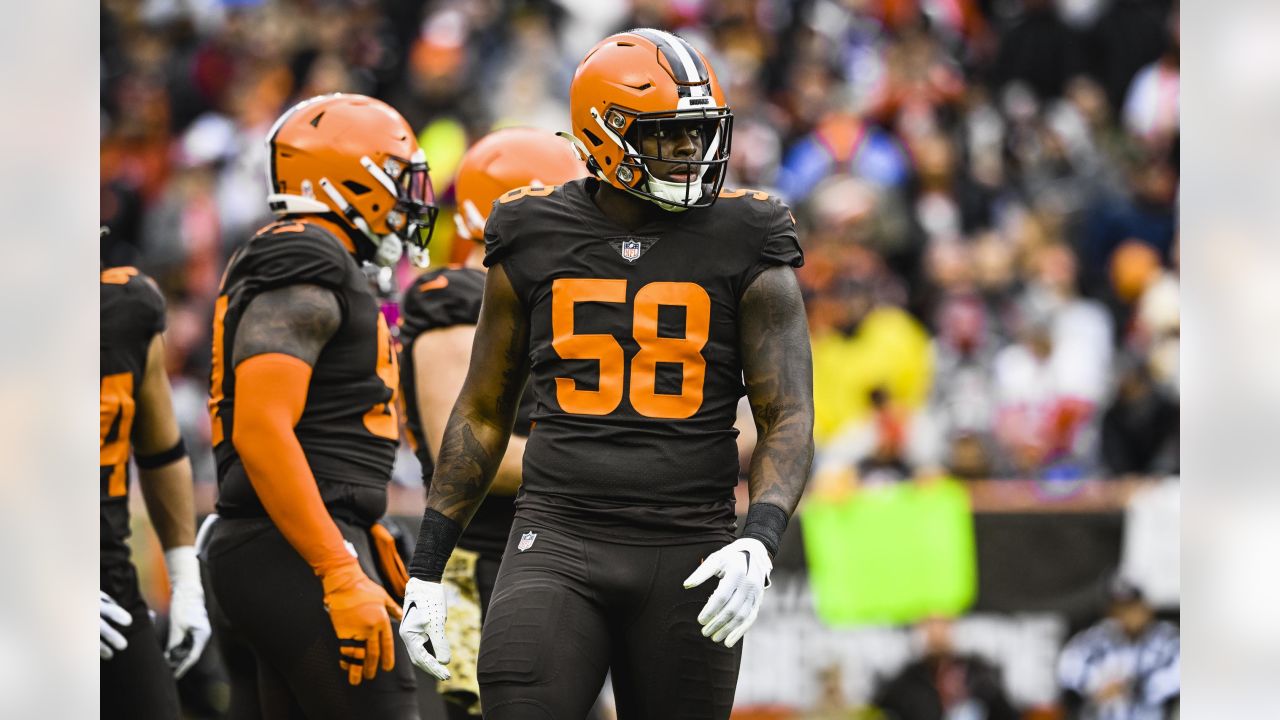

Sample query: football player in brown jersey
[398,127,587,718]
[100,263,209,719]
[203,93,434,718]
[399,30,815,719]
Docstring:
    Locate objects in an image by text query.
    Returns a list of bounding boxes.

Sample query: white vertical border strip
[6,0,98,713]
[1182,0,1280,716]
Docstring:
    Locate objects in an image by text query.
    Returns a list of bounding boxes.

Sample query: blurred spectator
[1078,151,1177,299]
[991,242,1110,475]
[777,105,914,202]
[873,617,1019,720]
[994,0,1082,102]
[945,432,994,481]
[991,311,1082,476]
[906,132,997,243]
[810,275,934,445]
[802,663,866,720]
[1019,242,1113,402]
[1121,4,1179,153]
[1058,578,1180,719]
[1099,357,1179,477]
[866,19,966,138]
[1082,0,1172,113]
[1108,239,1162,311]
[1132,267,1179,396]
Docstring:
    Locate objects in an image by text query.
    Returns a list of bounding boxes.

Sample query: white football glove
[399,577,452,679]
[164,546,212,678]
[683,537,773,648]
[100,590,132,660]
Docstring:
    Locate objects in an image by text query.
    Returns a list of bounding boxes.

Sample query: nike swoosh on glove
[399,577,452,680]
[100,591,132,660]
[164,546,212,678]
[683,537,773,648]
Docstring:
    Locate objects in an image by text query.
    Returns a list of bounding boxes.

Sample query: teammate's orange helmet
[453,128,589,242]
[569,29,732,211]
[265,93,439,266]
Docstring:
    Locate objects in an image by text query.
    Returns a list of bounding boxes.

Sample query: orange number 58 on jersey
[551,278,710,420]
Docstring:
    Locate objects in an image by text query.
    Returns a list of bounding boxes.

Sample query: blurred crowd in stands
[100,0,1179,487]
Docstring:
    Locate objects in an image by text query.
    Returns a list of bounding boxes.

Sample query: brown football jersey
[100,266,167,565]
[483,178,802,542]
[210,220,400,526]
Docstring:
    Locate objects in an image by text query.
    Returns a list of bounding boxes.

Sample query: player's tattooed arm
[232,284,341,366]
[428,263,531,524]
[738,264,815,515]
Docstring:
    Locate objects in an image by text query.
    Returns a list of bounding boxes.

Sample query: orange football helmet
[569,29,733,211]
[453,127,588,242]
[265,93,439,266]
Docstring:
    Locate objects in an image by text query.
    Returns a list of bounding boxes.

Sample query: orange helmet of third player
[453,127,588,242]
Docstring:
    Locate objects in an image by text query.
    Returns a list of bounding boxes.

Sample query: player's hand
[399,577,452,680]
[322,561,403,686]
[100,590,132,660]
[164,546,212,678]
[683,537,773,648]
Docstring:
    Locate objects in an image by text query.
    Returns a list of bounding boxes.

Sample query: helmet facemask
[356,149,439,267]
[592,104,733,212]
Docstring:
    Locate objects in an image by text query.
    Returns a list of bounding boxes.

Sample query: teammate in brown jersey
[398,127,587,717]
[399,30,815,719]
[100,263,209,719]
[202,93,435,718]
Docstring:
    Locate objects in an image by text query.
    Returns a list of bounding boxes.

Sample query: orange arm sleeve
[232,353,352,576]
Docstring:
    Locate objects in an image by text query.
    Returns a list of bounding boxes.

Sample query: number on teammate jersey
[551,279,710,419]
[100,372,136,497]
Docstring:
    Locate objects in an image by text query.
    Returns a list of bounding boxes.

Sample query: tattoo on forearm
[425,264,531,525]
[430,416,497,519]
[740,266,815,515]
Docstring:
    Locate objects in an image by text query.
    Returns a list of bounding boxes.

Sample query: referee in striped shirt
[1058,577,1180,719]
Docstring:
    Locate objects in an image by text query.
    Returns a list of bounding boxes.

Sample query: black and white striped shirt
[1058,619,1180,720]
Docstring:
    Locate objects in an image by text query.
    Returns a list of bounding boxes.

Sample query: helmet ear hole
[372,204,380,212]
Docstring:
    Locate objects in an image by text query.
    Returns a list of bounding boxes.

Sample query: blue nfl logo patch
[621,239,642,261]
[518,530,538,551]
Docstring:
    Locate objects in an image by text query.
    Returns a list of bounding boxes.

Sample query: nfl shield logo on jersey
[621,239,642,262]
[518,530,538,552]
[608,236,658,263]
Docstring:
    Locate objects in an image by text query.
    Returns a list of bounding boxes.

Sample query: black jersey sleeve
[133,272,168,337]
[482,194,519,269]
[741,197,804,294]
[101,267,168,340]
[399,268,485,340]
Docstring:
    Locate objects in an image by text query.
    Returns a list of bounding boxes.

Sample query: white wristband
[164,545,202,592]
